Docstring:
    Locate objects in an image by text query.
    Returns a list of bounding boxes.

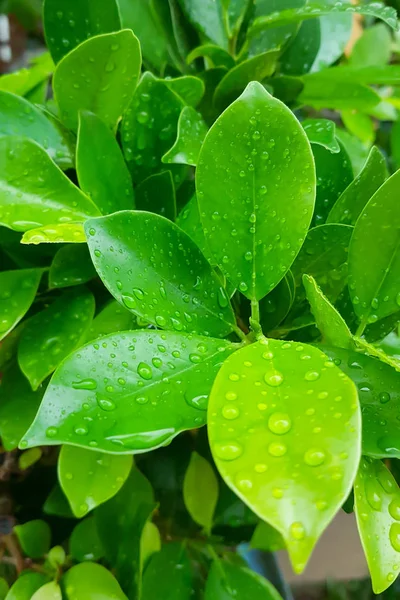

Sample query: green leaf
[247,0,304,58]
[0,91,74,170]
[85,300,138,342]
[69,517,105,562]
[248,2,398,37]
[186,44,235,70]
[0,579,8,600]
[197,82,315,302]
[85,211,236,337]
[176,195,212,263]
[0,138,100,233]
[135,172,176,221]
[53,30,141,131]
[280,19,321,76]
[0,321,26,371]
[142,542,193,600]
[348,170,400,330]
[250,520,285,552]
[350,24,392,68]
[76,111,134,215]
[162,106,208,167]
[140,521,161,568]
[208,338,361,572]
[18,287,95,390]
[335,128,370,176]
[21,330,236,453]
[299,78,380,111]
[260,275,294,334]
[303,274,354,349]
[354,458,400,594]
[0,53,53,97]
[213,50,280,111]
[302,64,400,87]
[22,223,86,245]
[321,346,400,459]
[227,0,251,37]
[59,445,133,518]
[19,447,42,471]
[302,118,340,153]
[177,0,228,49]
[31,582,61,600]
[327,146,387,226]
[49,245,96,289]
[205,560,283,600]
[43,484,74,518]
[14,520,51,559]
[121,72,185,184]
[164,76,205,108]
[311,9,352,72]
[44,0,121,64]
[5,573,49,600]
[47,546,66,569]
[62,563,127,600]
[0,268,42,341]
[341,110,374,146]
[183,451,219,533]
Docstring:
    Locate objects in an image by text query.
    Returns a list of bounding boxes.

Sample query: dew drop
[214,441,243,461]
[185,393,208,411]
[305,370,320,382]
[268,442,287,457]
[96,395,116,412]
[222,404,240,420]
[389,497,400,521]
[46,427,58,438]
[264,371,284,387]
[290,522,305,541]
[390,522,400,552]
[137,362,152,380]
[268,412,291,435]
[304,448,326,467]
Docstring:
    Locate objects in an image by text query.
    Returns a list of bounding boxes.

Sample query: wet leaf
[247,0,304,58]
[142,542,193,600]
[62,563,127,600]
[260,276,294,334]
[44,0,121,64]
[183,451,219,533]
[162,106,208,167]
[0,321,26,371]
[164,76,205,107]
[135,172,176,221]
[5,573,49,600]
[311,9,352,72]
[85,300,138,342]
[186,44,235,70]
[21,330,236,453]
[176,195,212,263]
[348,170,400,329]
[58,446,133,518]
[280,20,320,76]
[49,245,96,289]
[22,223,86,245]
[197,82,315,302]
[302,118,340,153]
[31,582,61,600]
[69,517,105,562]
[76,111,135,215]
[14,520,51,559]
[177,0,228,49]
[354,458,400,594]
[0,268,42,341]
[18,287,95,390]
[0,91,74,169]
[205,560,283,600]
[327,146,387,226]
[0,138,99,233]
[85,211,236,337]
[54,30,141,131]
[208,338,361,572]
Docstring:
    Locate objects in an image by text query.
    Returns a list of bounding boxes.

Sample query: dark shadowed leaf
[0,268,42,341]
[135,172,176,221]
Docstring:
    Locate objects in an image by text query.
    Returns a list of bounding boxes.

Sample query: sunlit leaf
[22,223,86,245]
[302,118,340,153]
[62,562,127,600]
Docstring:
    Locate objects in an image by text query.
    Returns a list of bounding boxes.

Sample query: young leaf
[260,275,294,334]
[76,111,135,215]
[21,330,236,453]
[49,245,96,289]
[350,24,392,68]
[197,81,315,301]
[205,560,283,600]
[302,118,340,153]
[354,458,400,594]
[5,573,49,600]
[135,172,177,221]
[348,170,400,330]
[0,138,99,233]
[311,10,352,72]
[141,542,193,600]
[85,300,138,342]
[0,268,42,341]
[18,287,95,390]
[53,30,141,131]
[164,76,205,108]
[162,106,208,167]
[140,522,161,568]
[58,445,133,518]
[327,146,387,226]
[183,451,219,533]
[14,520,51,559]
[44,0,121,64]
[250,520,285,553]
[0,91,74,169]
[69,517,105,562]
[61,563,127,600]
[303,274,354,349]
[31,582,62,600]
[85,211,236,337]
[0,52,53,97]
[22,223,86,245]
[208,338,361,573]
[177,0,228,49]
[186,44,235,70]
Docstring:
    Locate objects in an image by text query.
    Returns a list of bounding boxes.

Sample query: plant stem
[251,299,260,324]
[355,319,367,338]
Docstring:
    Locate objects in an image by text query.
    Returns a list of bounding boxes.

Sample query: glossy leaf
[350,24,392,68]
[18,288,95,390]
[62,563,127,600]
[335,128,370,177]
[140,521,161,568]
[327,146,387,226]
[0,91,74,169]
[341,110,374,146]
[85,211,236,337]
[250,520,285,553]
[135,172,176,221]
[49,245,96,289]
[14,520,51,559]
[85,300,138,342]
[0,579,7,600]
[142,542,193,600]
[260,275,293,334]
[22,223,86,245]
[162,106,208,167]
[22,330,236,453]
[208,338,361,572]
[31,583,61,600]
[176,195,212,263]
[303,64,400,87]
[197,82,315,302]
[299,78,380,111]
[303,274,353,349]
[213,51,280,111]
[44,0,121,64]
[164,76,205,108]
[5,573,49,600]
[186,44,235,70]
[348,170,400,329]
[43,484,74,518]
[0,53,53,97]
[177,0,228,49]
[54,30,141,131]
[183,451,218,533]
[69,517,104,562]
[0,138,99,233]
[280,19,320,76]
[76,111,134,215]
[354,458,400,594]
[321,346,400,459]
[247,0,304,58]
[59,445,132,518]
[311,9,352,72]
[0,268,42,341]
[205,560,283,600]
[302,118,340,153]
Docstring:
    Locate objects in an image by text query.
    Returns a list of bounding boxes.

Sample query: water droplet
[229,373,240,382]
[189,354,201,364]
[185,393,208,411]
[268,412,291,435]
[96,395,116,412]
[264,371,284,387]
[365,479,382,511]
[74,425,88,436]
[225,391,237,401]
[72,378,97,391]
[268,442,287,457]
[122,294,136,309]
[390,522,400,552]
[218,287,229,308]
[222,404,239,420]
[290,522,305,541]
[304,448,326,467]
[155,314,167,328]
[137,362,152,380]
[214,441,243,461]
[46,427,58,438]
[389,497,400,521]
[272,487,284,499]
[305,371,320,381]
[254,463,267,473]
[379,392,391,404]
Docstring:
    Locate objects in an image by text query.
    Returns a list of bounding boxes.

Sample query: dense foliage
[1,0,400,598]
